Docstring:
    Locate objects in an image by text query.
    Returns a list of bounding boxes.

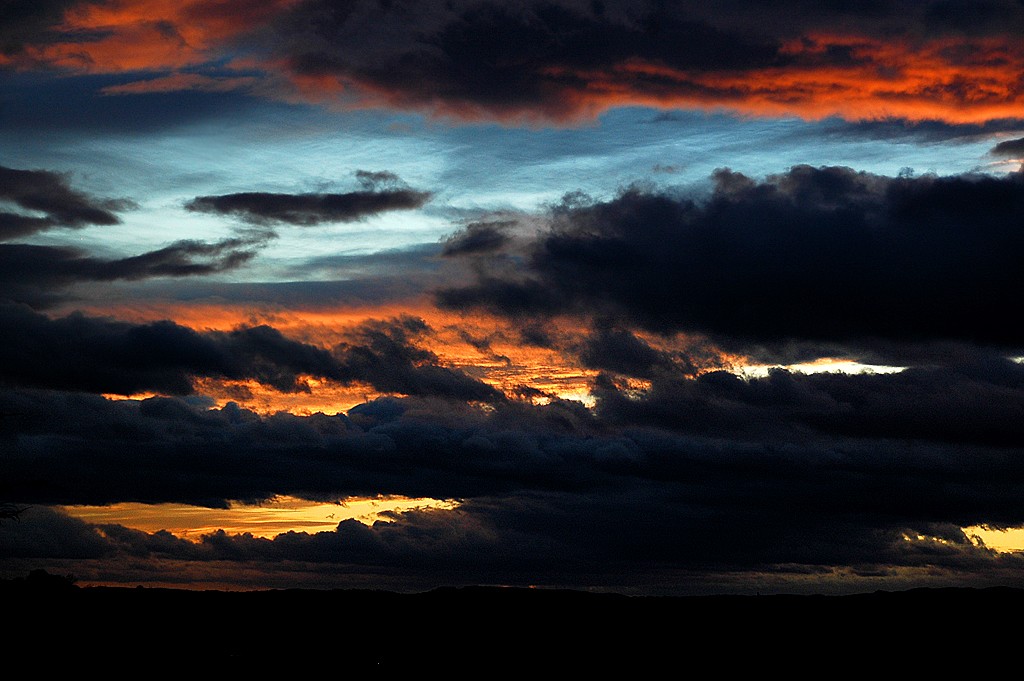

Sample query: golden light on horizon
[964,526,1024,554]
[192,376,380,416]
[62,495,460,540]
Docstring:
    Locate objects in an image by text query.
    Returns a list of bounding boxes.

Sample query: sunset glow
[62,495,460,539]
[6,0,1024,597]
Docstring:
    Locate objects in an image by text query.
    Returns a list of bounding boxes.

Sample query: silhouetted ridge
[4,574,1020,671]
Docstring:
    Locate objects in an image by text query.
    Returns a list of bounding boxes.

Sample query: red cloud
[5,0,298,73]
[6,1,1024,126]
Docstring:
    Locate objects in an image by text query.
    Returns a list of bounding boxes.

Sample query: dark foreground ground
[3,571,1018,671]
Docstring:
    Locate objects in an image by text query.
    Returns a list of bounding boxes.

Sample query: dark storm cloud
[0,164,133,240]
[592,352,1024,448]
[7,1,1024,126]
[166,493,1017,586]
[333,316,505,403]
[990,137,1024,156]
[0,390,573,507]
[185,172,432,226]
[7,499,1022,594]
[438,166,1024,361]
[5,362,1024,588]
[0,238,264,308]
[578,326,693,379]
[0,507,111,560]
[0,302,342,395]
[683,0,1024,37]
[274,0,783,119]
[253,0,1024,123]
[0,303,500,398]
[7,368,1024,506]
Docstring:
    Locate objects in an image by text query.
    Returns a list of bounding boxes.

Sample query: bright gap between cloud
[61,495,460,540]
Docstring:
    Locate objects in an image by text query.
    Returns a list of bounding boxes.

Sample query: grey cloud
[0,238,266,308]
[186,172,432,225]
[0,164,133,240]
[442,220,513,256]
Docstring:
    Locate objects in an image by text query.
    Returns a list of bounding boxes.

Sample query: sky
[3,0,1024,595]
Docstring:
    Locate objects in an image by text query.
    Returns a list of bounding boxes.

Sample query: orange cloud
[8,0,1024,126]
[62,296,612,413]
[17,0,298,74]
[525,34,1024,125]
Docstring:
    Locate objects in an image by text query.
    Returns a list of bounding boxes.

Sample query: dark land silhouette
[3,570,1018,672]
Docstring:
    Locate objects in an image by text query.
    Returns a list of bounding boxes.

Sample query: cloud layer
[439,165,1024,363]
[4,2,1024,596]
[0,304,500,399]
[6,1,1024,124]
[4,365,1024,591]
[5,156,1024,593]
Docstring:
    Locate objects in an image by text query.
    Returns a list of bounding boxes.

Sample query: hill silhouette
[4,571,1018,672]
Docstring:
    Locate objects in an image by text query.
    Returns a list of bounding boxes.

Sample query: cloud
[0,302,340,395]
[264,0,1024,124]
[592,352,1024,447]
[101,238,263,278]
[824,118,1024,145]
[185,172,432,225]
[442,220,514,256]
[100,72,259,95]
[287,243,441,278]
[5,367,1024,590]
[0,302,502,401]
[8,2,1024,125]
[0,0,85,57]
[0,238,265,308]
[0,0,293,72]
[0,506,111,559]
[7,502,1021,594]
[333,316,506,403]
[578,326,694,379]
[275,1,780,121]
[0,164,133,240]
[438,165,1024,362]
[8,0,1024,598]
[990,137,1024,156]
